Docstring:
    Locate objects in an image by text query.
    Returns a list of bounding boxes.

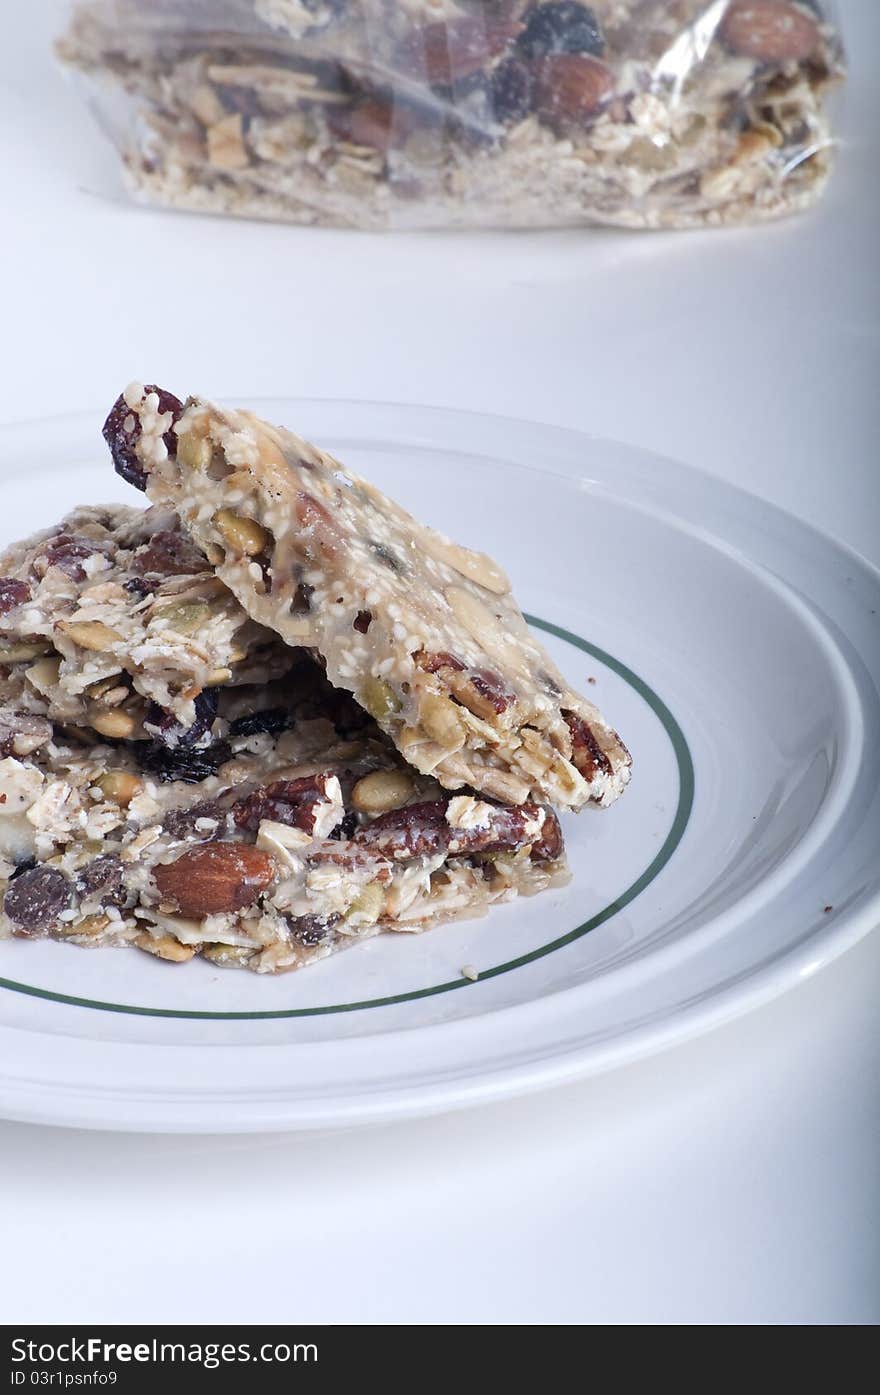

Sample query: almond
[401,18,521,86]
[153,842,276,918]
[720,2,820,62]
[532,53,614,124]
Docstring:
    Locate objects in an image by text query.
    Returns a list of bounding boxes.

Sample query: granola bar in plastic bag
[57,1,845,230]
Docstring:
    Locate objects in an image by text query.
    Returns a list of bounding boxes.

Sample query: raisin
[563,709,612,780]
[4,865,71,935]
[228,708,290,739]
[287,914,339,948]
[102,385,184,491]
[75,854,127,909]
[138,738,232,784]
[0,578,30,614]
[9,857,37,881]
[162,799,228,840]
[516,2,605,59]
[290,582,313,613]
[491,57,533,122]
[330,810,358,841]
[130,530,206,578]
[123,576,152,599]
[232,775,333,834]
[353,610,372,634]
[145,689,219,748]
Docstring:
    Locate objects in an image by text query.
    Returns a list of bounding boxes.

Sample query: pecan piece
[0,578,30,614]
[401,18,522,87]
[130,530,207,578]
[35,532,116,582]
[233,773,340,836]
[563,710,612,781]
[154,842,276,917]
[296,491,344,561]
[414,649,467,673]
[353,798,555,860]
[532,53,614,123]
[720,1,820,62]
[0,710,53,758]
[326,95,420,153]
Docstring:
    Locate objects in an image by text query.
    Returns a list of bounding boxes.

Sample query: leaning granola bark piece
[0,502,293,744]
[0,662,567,974]
[105,384,631,810]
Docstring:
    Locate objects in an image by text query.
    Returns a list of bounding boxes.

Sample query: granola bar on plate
[104,384,632,812]
[0,646,566,973]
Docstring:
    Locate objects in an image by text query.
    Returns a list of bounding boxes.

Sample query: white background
[0,1,877,1323]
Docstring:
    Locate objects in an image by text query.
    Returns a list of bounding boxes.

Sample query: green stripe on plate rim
[0,616,694,1020]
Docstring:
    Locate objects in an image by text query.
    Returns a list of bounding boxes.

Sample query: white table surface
[1,1,877,1325]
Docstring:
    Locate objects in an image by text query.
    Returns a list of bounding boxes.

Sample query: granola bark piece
[0,663,567,974]
[107,384,631,811]
[0,503,294,742]
[57,1,844,231]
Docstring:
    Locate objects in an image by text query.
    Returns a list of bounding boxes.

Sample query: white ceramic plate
[0,400,877,1132]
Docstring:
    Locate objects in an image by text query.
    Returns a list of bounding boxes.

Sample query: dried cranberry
[228,708,290,739]
[102,385,183,491]
[145,688,219,748]
[130,530,206,578]
[0,578,30,614]
[491,56,533,122]
[4,865,71,935]
[138,738,232,784]
[75,854,127,909]
[516,2,604,59]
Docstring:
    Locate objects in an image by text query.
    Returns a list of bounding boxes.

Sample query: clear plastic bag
[57,2,845,230]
